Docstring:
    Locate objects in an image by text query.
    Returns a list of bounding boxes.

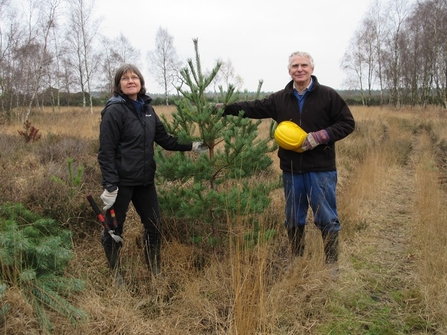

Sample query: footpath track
[332,127,429,333]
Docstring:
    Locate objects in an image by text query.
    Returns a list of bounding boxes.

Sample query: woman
[98,64,205,277]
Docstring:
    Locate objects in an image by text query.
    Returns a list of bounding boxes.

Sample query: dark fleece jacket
[223,76,355,173]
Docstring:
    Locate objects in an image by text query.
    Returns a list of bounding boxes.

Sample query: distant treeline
[0,88,386,112]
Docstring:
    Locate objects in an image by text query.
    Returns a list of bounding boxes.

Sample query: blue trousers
[283,171,340,233]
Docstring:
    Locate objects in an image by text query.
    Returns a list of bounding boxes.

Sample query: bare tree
[100,33,141,95]
[0,3,24,117]
[382,0,411,107]
[341,30,369,105]
[0,0,58,120]
[66,0,101,113]
[409,1,439,106]
[45,20,69,112]
[0,0,10,17]
[24,0,61,121]
[343,0,431,107]
[366,0,388,105]
[361,19,377,105]
[426,0,447,107]
[394,10,432,107]
[9,0,39,119]
[147,27,181,105]
[343,0,390,106]
[212,58,244,92]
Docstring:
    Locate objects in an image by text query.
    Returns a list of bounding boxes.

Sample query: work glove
[100,187,118,211]
[301,130,330,152]
[214,103,225,110]
[192,141,208,154]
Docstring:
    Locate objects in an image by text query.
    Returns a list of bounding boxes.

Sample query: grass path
[322,125,431,334]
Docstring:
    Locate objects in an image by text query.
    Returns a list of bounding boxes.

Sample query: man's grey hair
[288,51,314,69]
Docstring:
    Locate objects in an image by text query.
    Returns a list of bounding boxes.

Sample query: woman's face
[120,71,141,100]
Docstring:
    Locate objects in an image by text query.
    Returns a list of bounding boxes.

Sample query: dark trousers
[102,184,162,272]
[109,184,161,236]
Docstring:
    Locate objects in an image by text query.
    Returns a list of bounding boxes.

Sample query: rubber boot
[287,225,306,257]
[322,231,339,264]
[101,233,122,270]
[101,233,124,286]
[143,232,161,276]
[104,246,121,269]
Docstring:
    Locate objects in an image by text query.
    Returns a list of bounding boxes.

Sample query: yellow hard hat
[274,121,307,153]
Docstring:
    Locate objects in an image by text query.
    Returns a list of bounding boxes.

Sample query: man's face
[288,55,314,86]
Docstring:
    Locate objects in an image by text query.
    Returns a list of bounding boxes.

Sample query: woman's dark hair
[113,64,146,96]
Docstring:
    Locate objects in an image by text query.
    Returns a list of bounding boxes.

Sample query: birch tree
[147,27,181,105]
[0,2,23,118]
[383,0,411,107]
[366,0,388,105]
[212,58,244,92]
[100,33,141,95]
[66,0,100,113]
[24,0,61,121]
[341,30,368,105]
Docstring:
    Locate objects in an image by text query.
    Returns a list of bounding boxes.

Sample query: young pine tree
[155,39,280,246]
[0,203,85,332]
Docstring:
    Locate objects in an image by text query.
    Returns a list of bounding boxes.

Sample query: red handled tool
[86,194,123,244]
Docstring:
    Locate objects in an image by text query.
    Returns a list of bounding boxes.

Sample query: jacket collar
[284,75,319,94]
[106,94,153,107]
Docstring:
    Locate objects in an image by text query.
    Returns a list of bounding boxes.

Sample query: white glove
[100,188,118,211]
[192,141,208,154]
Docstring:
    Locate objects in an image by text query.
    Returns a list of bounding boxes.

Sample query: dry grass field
[1,104,447,334]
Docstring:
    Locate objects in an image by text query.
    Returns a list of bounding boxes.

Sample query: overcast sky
[95,0,372,93]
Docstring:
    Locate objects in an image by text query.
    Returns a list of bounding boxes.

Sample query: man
[220,51,355,269]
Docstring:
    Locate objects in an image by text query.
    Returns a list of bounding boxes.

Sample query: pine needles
[0,203,86,333]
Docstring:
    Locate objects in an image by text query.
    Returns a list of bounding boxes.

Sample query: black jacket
[223,76,355,173]
[98,94,191,189]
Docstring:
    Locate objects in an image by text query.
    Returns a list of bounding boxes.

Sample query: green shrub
[0,281,10,327]
[0,203,86,333]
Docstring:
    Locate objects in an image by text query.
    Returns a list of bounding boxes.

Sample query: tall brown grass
[1,105,447,334]
[412,126,447,325]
